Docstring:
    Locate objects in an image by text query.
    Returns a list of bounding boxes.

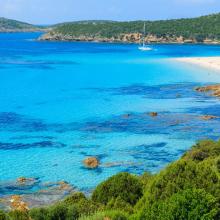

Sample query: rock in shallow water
[83,157,99,169]
[196,84,220,97]
[0,179,75,210]
[149,112,158,117]
[16,177,37,185]
[10,195,29,212]
[200,115,218,120]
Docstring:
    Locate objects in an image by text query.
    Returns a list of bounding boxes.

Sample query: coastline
[38,32,220,44]
[174,57,220,72]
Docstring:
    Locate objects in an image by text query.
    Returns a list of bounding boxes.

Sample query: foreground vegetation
[41,13,220,43]
[1,139,220,219]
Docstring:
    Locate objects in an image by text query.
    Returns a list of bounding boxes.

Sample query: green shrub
[79,210,128,220]
[70,199,99,216]
[66,205,80,220]
[134,140,220,218]
[63,192,86,206]
[139,172,153,188]
[92,173,143,206]
[106,210,128,220]
[48,203,68,220]
[78,212,106,220]
[139,188,220,220]
[184,140,220,161]
[136,142,220,208]
[0,211,7,220]
[8,210,29,220]
[30,207,49,220]
[106,197,133,214]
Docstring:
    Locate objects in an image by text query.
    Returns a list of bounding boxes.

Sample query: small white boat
[139,23,152,51]
[138,45,152,51]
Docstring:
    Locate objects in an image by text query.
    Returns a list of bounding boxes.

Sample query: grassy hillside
[1,139,220,219]
[0,17,44,32]
[40,13,220,43]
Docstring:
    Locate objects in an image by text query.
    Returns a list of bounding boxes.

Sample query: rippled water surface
[1,33,220,195]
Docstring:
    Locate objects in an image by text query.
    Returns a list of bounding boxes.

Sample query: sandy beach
[174,57,220,72]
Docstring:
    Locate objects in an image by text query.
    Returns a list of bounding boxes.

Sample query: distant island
[39,13,220,44]
[0,17,45,32]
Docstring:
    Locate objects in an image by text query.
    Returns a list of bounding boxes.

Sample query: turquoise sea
[1,33,220,196]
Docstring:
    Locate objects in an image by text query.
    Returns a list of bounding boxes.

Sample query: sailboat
[138,23,152,51]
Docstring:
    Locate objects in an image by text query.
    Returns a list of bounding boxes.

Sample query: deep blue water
[1,33,220,195]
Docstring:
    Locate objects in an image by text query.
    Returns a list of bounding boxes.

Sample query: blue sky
[0,0,220,24]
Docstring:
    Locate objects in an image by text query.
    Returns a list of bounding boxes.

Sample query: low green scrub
[92,172,143,206]
[136,188,219,220]
[133,140,220,220]
[79,210,128,220]
[29,192,100,220]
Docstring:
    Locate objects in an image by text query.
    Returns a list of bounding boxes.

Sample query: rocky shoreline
[196,84,220,98]
[0,177,74,211]
[39,32,220,44]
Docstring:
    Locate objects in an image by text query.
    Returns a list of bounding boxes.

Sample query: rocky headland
[39,31,220,44]
[38,13,220,44]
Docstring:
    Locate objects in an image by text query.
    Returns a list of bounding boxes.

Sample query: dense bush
[92,172,143,206]
[8,210,29,220]
[0,211,7,220]
[106,197,133,214]
[138,188,220,220]
[133,140,220,220]
[30,192,99,220]
[79,210,128,220]
[29,207,49,220]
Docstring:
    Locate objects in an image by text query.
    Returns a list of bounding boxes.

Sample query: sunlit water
[1,33,220,194]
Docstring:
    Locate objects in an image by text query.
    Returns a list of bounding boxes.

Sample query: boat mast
[143,22,146,47]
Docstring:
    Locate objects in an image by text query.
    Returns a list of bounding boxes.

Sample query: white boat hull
[138,46,152,51]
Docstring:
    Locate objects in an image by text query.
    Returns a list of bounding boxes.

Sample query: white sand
[174,57,220,72]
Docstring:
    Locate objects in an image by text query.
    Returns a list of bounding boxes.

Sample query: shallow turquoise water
[1,33,220,194]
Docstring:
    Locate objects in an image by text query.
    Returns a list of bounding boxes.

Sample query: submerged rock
[0,178,75,210]
[149,112,158,117]
[121,113,132,119]
[57,181,73,191]
[102,161,141,168]
[16,177,37,185]
[83,157,99,169]
[176,93,182,98]
[200,115,218,120]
